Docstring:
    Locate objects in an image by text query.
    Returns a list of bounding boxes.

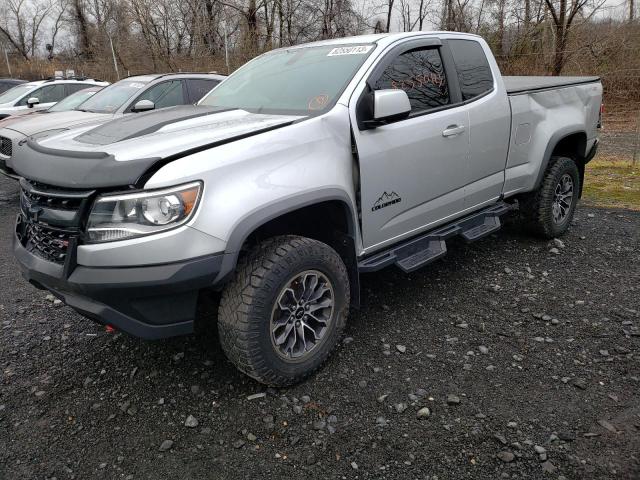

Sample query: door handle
[442,124,465,137]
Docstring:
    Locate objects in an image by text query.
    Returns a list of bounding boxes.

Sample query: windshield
[199,44,375,115]
[0,84,36,104]
[78,78,153,113]
[48,89,99,112]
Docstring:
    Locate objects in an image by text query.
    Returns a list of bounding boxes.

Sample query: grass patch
[582,158,640,210]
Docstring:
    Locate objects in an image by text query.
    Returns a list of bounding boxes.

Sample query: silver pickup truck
[10,32,601,386]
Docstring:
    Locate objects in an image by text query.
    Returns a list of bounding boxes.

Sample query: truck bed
[504,76,600,95]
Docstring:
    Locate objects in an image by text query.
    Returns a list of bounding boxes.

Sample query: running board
[358,202,514,274]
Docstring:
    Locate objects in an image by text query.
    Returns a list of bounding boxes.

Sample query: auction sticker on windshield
[327,46,373,56]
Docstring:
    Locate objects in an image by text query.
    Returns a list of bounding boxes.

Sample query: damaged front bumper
[13,224,223,339]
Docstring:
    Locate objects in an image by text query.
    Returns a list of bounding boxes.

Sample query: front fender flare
[212,188,358,286]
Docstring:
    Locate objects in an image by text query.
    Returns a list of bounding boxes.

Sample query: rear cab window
[447,39,494,101]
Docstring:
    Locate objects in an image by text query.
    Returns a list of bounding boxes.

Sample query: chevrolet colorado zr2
[10,32,602,386]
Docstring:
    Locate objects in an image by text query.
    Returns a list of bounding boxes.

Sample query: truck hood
[12,106,304,188]
[3,110,112,136]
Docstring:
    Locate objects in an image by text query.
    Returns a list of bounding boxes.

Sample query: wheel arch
[213,189,361,308]
[536,129,589,196]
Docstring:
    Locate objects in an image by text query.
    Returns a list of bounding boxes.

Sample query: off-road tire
[520,156,580,238]
[218,235,350,386]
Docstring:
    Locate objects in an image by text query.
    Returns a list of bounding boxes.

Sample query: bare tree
[495,0,507,54]
[48,0,68,56]
[0,0,54,59]
[71,0,92,58]
[385,0,394,32]
[398,0,432,31]
[544,0,605,74]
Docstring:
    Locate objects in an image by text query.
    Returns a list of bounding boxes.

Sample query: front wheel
[218,235,350,386]
[520,156,581,238]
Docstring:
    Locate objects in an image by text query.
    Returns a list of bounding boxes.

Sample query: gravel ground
[0,175,638,480]
[598,130,639,160]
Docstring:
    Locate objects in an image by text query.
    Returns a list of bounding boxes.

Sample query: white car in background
[0,86,103,129]
[0,78,109,119]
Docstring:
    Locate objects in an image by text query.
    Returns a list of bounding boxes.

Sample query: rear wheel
[520,156,580,238]
[218,235,350,386]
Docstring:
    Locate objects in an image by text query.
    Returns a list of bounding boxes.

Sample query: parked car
[0,73,225,178]
[0,77,109,119]
[0,86,103,131]
[10,32,601,386]
[0,78,27,94]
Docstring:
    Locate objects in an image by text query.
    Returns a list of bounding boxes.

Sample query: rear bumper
[14,231,223,339]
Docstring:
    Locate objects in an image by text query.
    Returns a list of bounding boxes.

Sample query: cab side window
[133,80,185,109]
[448,39,493,101]
[375,48,449,114]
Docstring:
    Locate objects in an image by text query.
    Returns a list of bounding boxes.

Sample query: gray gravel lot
[0,175,638,480]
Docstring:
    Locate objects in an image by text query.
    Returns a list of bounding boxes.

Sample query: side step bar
[358,202,515,274]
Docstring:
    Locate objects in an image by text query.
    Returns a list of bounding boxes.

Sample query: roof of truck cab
[279,31,481,51]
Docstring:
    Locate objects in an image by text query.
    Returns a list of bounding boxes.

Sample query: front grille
[23,220,73,263]
[0,136,11,158]
[22,182,85,211]
[17,179,95,265]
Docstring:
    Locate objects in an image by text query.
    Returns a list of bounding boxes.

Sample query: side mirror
[132,99,155,112]
[373,89,411,122]
[360,89,411,129]
[27,97,40,108]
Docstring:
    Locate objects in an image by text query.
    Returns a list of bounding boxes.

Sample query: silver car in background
[0,73,225,178]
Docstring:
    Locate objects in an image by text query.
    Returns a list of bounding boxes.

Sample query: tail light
[597,103,603,128]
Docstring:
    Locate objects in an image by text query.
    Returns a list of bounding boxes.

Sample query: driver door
[351,40,470,252]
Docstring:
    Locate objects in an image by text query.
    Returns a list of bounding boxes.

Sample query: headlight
[86,182,202,243]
